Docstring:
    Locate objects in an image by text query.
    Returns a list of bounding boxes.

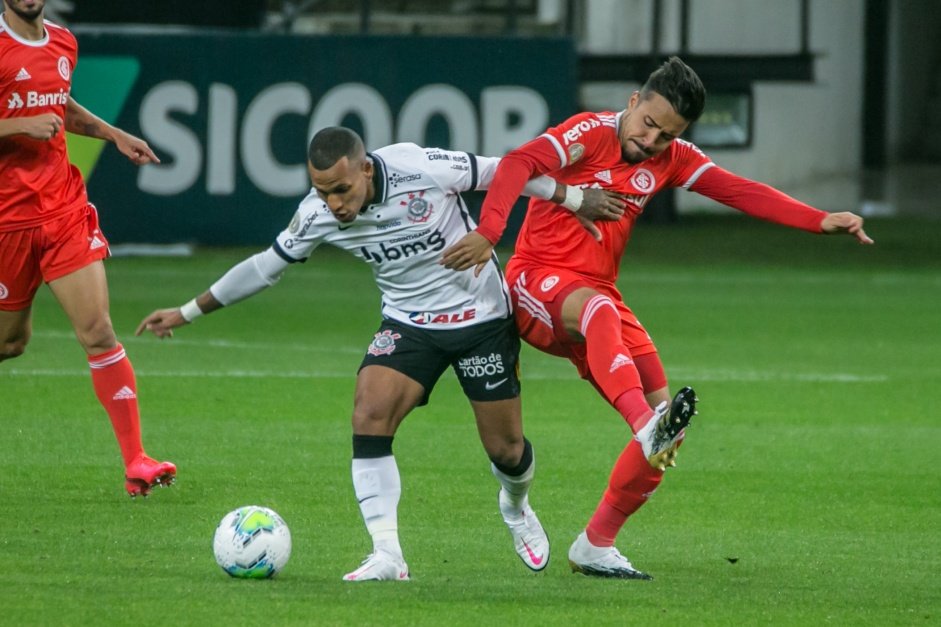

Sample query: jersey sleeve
[412,145,480,193]
[475,135,564,244]
[476,111,612,244]
[272,190,329,262]
[667,139,716,189]
[690,165,827,232]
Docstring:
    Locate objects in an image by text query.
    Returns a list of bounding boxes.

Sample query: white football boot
[567,531,652,580]
[635,386,698,471]
[342,549,410,582]
[499,490,550,571]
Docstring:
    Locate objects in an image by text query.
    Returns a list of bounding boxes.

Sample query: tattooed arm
[66,97,160,165]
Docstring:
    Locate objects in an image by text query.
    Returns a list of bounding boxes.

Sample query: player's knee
[350,406,396,435]
[0,338,28,361]
[486,438,525,470]
[74,318,118,354]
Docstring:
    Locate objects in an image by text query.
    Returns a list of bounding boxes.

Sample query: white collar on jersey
[615,109,627,135]
[0,12,50,47]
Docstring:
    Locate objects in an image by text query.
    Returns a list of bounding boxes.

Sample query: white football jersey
[273,143,531,329]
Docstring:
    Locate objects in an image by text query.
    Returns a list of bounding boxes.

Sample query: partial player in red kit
[443,56,873,579]
[0,0,175,496]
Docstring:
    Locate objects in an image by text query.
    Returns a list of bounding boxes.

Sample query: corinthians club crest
[401,191,434,223]
[368,329,402,356]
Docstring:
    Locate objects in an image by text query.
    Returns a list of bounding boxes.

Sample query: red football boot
[125,455,177,497]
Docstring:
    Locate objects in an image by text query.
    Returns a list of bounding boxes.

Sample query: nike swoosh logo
[523,540,544,566]
[484,378,508,391]
[337,223,354,230]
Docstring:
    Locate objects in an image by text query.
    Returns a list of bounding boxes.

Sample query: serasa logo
[360,229,445,264]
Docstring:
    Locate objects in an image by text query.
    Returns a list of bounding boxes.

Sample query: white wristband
[179,298,203,322]
[561,185,584,213]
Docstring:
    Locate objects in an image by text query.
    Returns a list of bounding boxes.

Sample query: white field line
[29,330,364,354]
[3,367,887,383]
[16,332,887,383]
[623,272,941,287]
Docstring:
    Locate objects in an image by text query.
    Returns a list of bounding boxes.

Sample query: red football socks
[586,439,663,546]
[579,294,652,428]
[88,344,144,466]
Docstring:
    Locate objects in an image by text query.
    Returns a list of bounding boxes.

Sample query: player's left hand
[821,212,874,244]
[114,130,161,166]
[440,231,493,276]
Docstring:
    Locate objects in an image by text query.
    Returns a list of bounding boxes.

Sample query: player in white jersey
[137,126,625,581]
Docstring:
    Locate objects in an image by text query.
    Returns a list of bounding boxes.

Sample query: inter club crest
[630,169,656,193]
[368,329,402,356]
[402,191,434,223]
[57,56,71,80]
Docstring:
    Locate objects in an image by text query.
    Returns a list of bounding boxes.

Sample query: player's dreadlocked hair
[640,56,706,123]
[308,127,366,170]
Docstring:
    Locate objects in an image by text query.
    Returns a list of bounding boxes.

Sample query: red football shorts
[505,257,658,379]
[0,204,109,311]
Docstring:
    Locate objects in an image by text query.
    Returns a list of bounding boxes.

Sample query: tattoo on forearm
[66,115,105,139]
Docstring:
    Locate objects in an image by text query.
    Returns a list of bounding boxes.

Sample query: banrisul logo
[66,56,140,180]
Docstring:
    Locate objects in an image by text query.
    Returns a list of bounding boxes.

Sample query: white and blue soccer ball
[212,505,292,578]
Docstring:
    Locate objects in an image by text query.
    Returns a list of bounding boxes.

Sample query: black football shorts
[359,316,521,405]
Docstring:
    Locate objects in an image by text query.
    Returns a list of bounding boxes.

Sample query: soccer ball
[212,505,292,578]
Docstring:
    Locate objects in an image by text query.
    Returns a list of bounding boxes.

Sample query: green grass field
[2,215,939,625]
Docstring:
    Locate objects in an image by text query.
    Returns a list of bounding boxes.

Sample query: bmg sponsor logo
[457,353,505,378]
[360,229,444,263]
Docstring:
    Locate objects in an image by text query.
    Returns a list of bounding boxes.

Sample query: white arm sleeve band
[561,185,584,212]
[208,247,290,306]
[475,154,555,200]
[521,174,557,201]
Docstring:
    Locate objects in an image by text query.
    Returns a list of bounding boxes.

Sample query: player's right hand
[135,308,187,339]
[570,189,626,241]
[577,188,626,221]
[19,113,64,140]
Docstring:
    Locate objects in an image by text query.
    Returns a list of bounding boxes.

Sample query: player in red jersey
[0,0,175,496]
[442,57,873,579]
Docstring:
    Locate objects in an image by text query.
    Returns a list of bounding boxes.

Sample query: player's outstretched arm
[135,291,222,339]
[65,97,160,166]
[821,212,874,244]
[136,247,291,339]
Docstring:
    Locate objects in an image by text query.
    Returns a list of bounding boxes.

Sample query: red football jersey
[476,109,827,284]
[507,111,713,284]
[0,16,87,232]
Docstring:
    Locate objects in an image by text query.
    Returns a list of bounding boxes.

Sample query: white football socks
[491,453,535,519]
[352,455,403,557]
